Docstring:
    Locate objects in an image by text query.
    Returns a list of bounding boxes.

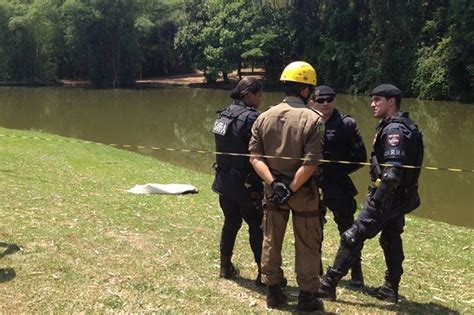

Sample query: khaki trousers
[260,187,323,292]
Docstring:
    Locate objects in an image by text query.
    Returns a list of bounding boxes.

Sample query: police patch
[387,134,400,146]
[213,120,228,136]
[325,129,336,140]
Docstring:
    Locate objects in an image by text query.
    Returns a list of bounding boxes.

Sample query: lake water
[0,86,472,228]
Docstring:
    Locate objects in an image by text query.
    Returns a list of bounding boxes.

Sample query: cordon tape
[1,133,473,173]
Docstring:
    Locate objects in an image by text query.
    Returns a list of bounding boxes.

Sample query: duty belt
[274,174,318,189]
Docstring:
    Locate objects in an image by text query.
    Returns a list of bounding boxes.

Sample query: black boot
[369,281,398,304]
[297,290,325,312]
[219,255,239,279]
[266,284,287,309]
[317,267,341,301]
[350,260,364,287]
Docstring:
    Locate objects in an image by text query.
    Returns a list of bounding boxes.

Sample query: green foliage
[174,0,209,74]
[62,0,140,88]
[0,0,471,99]
[0,0,184,86]
[413,37,456,100]
[413,0,473,100]
[316,0,361,89]
[176,0,263,83]
[0,1,13,80]
[353,0,424,95]
[135,0,186,78]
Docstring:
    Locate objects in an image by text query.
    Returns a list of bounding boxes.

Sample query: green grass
[0,127,472,313]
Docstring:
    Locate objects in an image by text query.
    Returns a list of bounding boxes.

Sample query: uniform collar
[394,111,409,118]
[376,111,409,129]
[326,108,341,123]
[232,99,255,111]
[283,96,307,108]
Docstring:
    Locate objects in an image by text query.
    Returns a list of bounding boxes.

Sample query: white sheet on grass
[127,183,198,195]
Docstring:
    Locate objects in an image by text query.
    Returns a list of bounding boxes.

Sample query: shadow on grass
[337,297,459,315]
[234,277,336,314]
[338,280,459,314]
[0,242,21,283]
[0,242,21,258]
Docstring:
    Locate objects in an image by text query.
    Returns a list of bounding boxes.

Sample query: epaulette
[305,104,323,117]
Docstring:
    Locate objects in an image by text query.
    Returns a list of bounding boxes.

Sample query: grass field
[0,128,472,313]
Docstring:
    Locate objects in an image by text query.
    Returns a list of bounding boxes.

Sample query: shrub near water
[0,128,471,313]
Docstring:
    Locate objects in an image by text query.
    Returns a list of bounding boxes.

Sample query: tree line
[0,0,472,100]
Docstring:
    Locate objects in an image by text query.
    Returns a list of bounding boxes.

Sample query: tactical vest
[213,102,254,171]
[322,109,350,162]
[373,112,424,188]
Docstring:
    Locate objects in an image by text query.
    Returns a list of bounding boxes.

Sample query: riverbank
[0,70,265,90]
[0,128,471,313]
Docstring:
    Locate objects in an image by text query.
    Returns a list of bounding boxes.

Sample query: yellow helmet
[280,61,317,86]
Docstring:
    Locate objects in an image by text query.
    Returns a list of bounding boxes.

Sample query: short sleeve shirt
[249,96,324,178]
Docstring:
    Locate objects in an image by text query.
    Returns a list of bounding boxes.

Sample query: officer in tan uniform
[249,61,325,312]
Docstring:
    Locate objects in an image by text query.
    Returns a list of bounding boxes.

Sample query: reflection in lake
[0,87,472,228]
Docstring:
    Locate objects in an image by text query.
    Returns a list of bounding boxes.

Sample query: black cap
[370,84,401,97]
[314,85,335,97]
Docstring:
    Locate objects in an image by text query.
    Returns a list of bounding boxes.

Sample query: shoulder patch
[387,133,400,146]
[213,119,229,136]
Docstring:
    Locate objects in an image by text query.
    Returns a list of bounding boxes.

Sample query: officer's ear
[300,86,312,100]
[387,96,397,108]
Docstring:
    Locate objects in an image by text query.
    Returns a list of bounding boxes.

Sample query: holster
[369,154,382,182]
[213,165,262,202]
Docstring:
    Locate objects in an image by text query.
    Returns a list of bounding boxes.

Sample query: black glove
[270,181,293,205]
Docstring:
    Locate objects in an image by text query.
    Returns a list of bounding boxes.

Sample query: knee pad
[341,225,360,248]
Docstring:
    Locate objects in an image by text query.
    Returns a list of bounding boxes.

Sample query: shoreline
[0,127,471,313]
[0,71,265,90]
[1,75,472,102]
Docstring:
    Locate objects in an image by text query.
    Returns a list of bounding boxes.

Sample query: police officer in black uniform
[212,78,264,284]
[310,85,367,287]
[317,84,424,304]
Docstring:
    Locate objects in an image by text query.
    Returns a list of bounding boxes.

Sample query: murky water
[0,86,472,227]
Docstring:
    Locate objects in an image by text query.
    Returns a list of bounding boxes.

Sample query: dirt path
[60,70,263,88]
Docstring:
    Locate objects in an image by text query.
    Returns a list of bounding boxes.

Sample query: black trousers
[219,195,263,264]
[324,196,357,235]
[324,195,363,270]
[332,204,406,286]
